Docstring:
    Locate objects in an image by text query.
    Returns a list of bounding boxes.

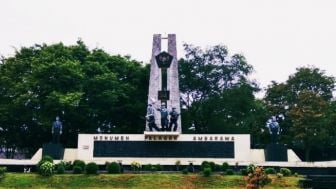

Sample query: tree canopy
[265,66,335,160]
[0,41,149,157]
[178,44,264,136]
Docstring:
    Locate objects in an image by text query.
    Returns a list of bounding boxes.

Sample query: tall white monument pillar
[146,34,181,133]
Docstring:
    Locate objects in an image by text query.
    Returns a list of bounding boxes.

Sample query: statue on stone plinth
[266,114,284,143]
[169,107,179,131]
[146,104,160,131]
[52,116,62,143]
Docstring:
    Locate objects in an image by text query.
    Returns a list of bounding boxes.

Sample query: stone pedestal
[265,143,288,161]
[42,143,64,159]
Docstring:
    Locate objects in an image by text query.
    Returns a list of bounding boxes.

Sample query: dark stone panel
[265,143,288,161]
[93,141,234,158]
[42,143,64,160]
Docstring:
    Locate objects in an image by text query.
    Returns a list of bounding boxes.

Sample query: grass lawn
[0,173,301,189]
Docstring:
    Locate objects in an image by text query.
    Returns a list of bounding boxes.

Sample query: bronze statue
[169,107,179,131]
[52,116,62,143]
[146,104,160,131]
[157,103,169,131]
[266,115,284,143]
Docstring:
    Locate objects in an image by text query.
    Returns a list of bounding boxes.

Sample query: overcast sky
[1,0,336,97]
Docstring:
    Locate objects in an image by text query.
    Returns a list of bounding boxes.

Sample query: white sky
[1,0,336,97]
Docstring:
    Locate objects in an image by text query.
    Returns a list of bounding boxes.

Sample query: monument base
[42,143,64,160]
[265,143,288,161]
[77,134,250,162]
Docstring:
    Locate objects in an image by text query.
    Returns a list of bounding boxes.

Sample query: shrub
[37,155,54,172]
[73,166,83,174]
[154,164,163,171]
[73,160,86,171]
[280,168,291,176]
[86,162,98,174]
[277,173,283,178]
[294,172,299,177]
[265,167,276,174]
[131,161,141,172]
[39,161,54,177]
[209,162,216,171]
[240,169,248,176]
[182,168,188,174]
[143,164,152,171]
[0,167,7,179]
[226,169,234,175]
[150,166,157,172]
[201,161,210,170]
[247,164,256,174]
[201,161,216,171]
[107,162,120,174]
[222,162,229,171]
[214,164,221,172]
[41,155,54,163]
[203,167,212,177]
[56,163,65,174]
[62,161,72,171]
[245,167,271,189]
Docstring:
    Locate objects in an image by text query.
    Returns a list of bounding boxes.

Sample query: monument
[146,34,181,133]
[264,115,288,161]
[73,34,299,164]
[42,116,64,159]
[76,34,251,162]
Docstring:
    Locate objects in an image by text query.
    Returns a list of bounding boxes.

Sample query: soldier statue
[146,104,160,131]
[52,116,63,143]
[157,103,169,131]
[169,107,179,131]
[266,115,284,143]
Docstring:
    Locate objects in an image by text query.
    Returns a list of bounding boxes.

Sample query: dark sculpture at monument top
[52,116,63,143]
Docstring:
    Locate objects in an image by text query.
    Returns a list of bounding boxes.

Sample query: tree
[265,67,335,114]
[264,66,335,160]
[179,44,260,134]
[289,91,330,161]
[0,41,148,156]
